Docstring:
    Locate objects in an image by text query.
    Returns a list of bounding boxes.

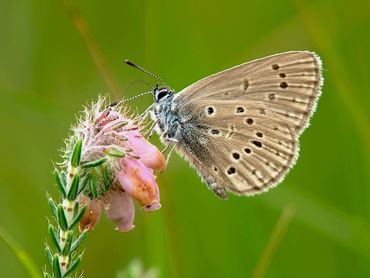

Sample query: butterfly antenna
[121,91,153,103]
[125,59,167,87]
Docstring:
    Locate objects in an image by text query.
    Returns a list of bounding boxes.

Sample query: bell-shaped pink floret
[79,198,102,232]
[104,190,135,232]
[116,158,161,212]
[124,130,165,171]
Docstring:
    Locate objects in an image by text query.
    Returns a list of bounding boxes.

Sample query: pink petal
[79,198,102,232]
[124,130,165,171]
[116,158,161,212]
[104,190,135,232]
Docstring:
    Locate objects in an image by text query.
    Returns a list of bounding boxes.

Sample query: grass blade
[0,225,41,278]
[253,204,296,278]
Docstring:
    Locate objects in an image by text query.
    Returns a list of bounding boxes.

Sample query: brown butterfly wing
[173,51,322,197]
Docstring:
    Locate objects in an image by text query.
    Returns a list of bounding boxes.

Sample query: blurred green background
[1,0,370,277]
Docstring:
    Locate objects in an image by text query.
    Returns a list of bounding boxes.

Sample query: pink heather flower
[73,97,165,232]
[116,158,160,212]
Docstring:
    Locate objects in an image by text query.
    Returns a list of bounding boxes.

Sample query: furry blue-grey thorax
[151,85,224,197]
[152,85,209,154]
[152,86,181,143]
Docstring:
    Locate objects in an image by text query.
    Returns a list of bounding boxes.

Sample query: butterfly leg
[159,143,176,172]
[164,144,176,168]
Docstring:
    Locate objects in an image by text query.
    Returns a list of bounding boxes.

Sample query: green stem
[45,138,87,277]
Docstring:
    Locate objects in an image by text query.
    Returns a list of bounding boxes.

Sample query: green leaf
[48,225,61,253]
[78,176,88,195]
[81,157,108,168]
[71,138,83,167]
[102,166,112,191]
[69,206,87,230]
[70,230,88,253]
[67,174,79,201]
[55,171,67,198]
[47,193,58,220]
[106,147,125,157]
[0,226,41,278]
[73,201,80,219]
[62,232,73,256]
[53,254,62,278]
[45,245,53,268]
[57,205,68,231]
[89,171,98,198]
[63,255,82,277]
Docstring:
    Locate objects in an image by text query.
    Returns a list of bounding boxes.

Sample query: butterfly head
[153,86,174,103]
[124,60,173,104]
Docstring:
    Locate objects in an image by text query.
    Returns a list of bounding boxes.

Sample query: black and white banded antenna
[106,91,152,108]
[121,90,153,103]
[124,59,167,87]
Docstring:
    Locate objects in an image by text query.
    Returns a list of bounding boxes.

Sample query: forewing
[174,51,322,196]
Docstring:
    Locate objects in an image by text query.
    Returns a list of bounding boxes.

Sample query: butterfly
[126,51,323,199]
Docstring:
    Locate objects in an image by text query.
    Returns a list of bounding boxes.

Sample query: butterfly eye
[157,91,168,100]
[155,88,171,102]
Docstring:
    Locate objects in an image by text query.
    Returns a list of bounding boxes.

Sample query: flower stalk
[45,138,88,277]
[44,97,165,277]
